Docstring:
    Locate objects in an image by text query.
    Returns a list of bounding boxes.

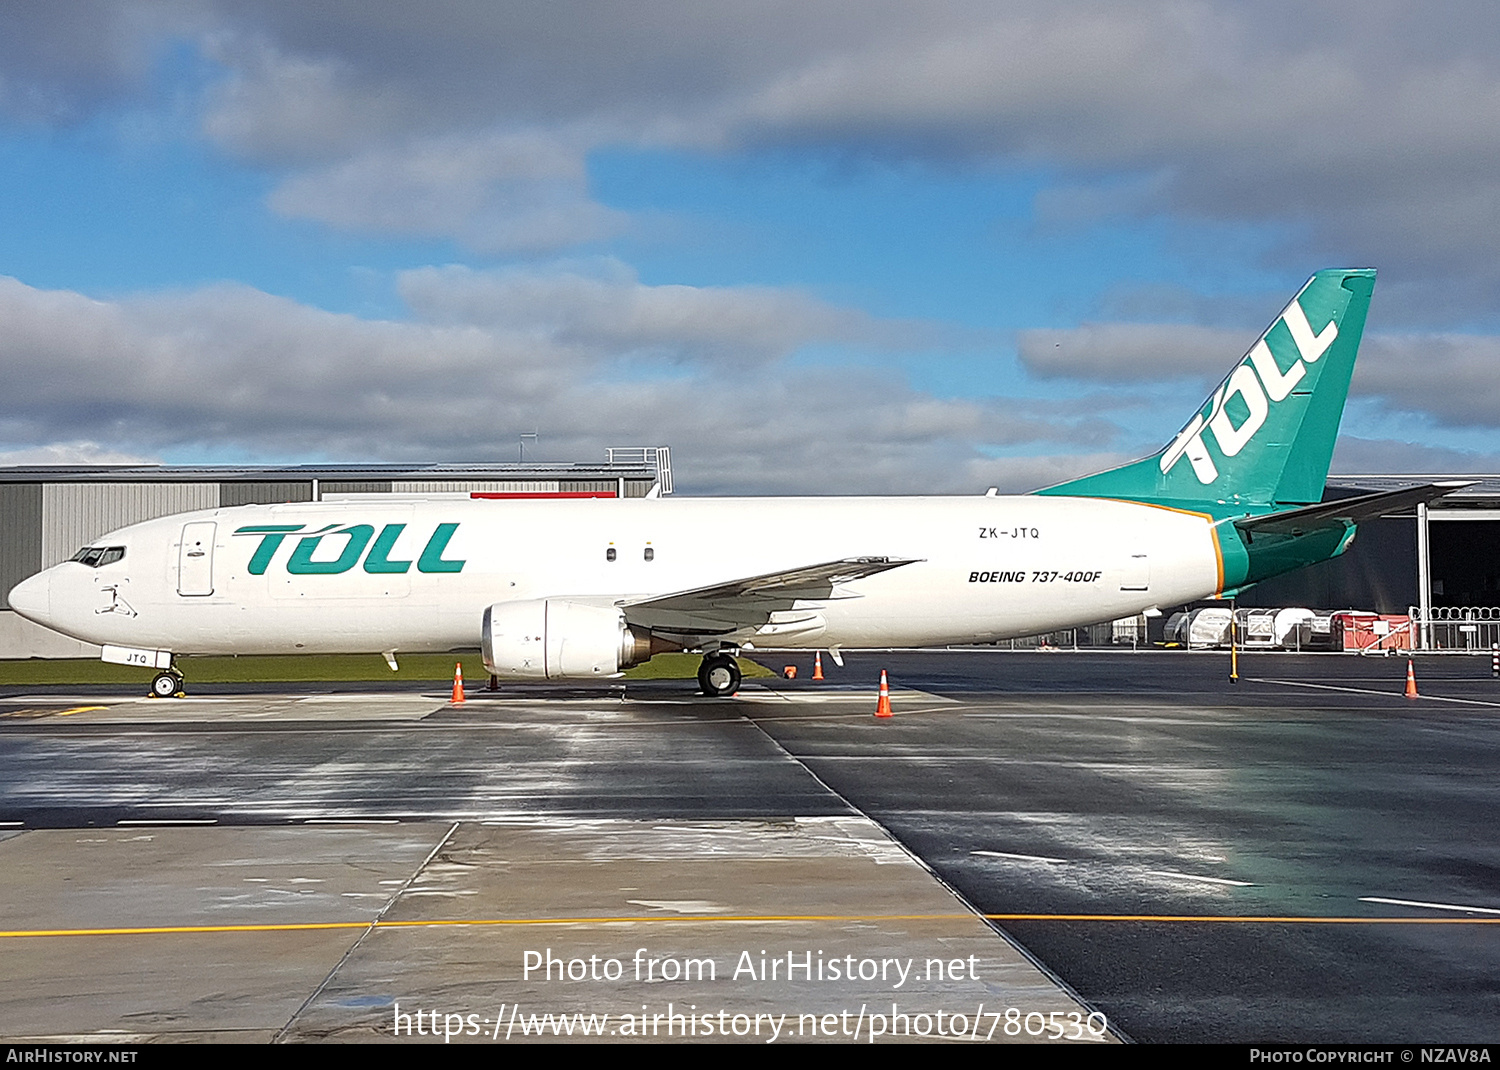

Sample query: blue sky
[2,2,1499,491]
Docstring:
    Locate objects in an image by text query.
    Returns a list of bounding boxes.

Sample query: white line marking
[959,711,1282,724]
[971,850,1068,864]
[1360,896,1500,916]
[1251,678,1500,708]
[743,705,959,724]
[1146,870,1254,887]
[806,755,1042,762]
[304,818,400,824]
[116,819,217,826]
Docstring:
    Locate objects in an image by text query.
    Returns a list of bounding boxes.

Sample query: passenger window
[606,547,617,562]
[644,547,655,562]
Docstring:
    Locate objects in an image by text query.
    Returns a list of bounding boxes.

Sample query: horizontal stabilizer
[1233,482,1474,538]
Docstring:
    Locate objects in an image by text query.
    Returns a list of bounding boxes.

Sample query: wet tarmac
[2,648,1498,1043]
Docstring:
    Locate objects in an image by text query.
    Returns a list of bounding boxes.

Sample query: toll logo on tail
[1161,294,1339,485]
[1038,268,1375,511]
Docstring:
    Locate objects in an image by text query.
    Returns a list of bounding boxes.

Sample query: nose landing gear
[150,670,185,699]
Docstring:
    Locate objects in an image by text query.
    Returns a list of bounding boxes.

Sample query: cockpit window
[70,546,126,568]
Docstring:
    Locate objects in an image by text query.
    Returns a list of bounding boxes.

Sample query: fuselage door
[1120,552,1150,592]
[178,521,216,596]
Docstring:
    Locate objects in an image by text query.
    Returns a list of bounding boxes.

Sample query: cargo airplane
[6,268,1461,698]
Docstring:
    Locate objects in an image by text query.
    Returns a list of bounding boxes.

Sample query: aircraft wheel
[697,654,741,698]
[150,671,183,699]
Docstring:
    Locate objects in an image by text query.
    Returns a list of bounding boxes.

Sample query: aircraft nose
[7,570,53,626]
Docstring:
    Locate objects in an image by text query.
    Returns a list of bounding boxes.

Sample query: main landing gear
[150,669,185,699]
[697,652,741,698]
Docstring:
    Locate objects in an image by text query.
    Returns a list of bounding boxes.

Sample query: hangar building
[1237,475,1500,649]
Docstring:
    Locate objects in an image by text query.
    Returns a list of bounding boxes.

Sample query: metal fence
[1410,607,1500,652]
[606,446,673,494]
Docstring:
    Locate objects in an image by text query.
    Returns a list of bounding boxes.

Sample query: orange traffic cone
[813,651,825,681]
[1405,659,1419,699]
[452,662,467,704]
[875,669,893,718]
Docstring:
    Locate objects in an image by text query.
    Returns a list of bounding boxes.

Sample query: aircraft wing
[1233,481,1475,538]
[619,556,922,637]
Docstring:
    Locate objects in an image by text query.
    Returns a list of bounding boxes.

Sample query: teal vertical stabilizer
[1036,269,1376,517]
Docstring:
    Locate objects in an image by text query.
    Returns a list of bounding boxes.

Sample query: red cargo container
[1333,612,1412,652]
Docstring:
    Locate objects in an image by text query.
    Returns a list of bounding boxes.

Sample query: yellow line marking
[0,706,108,720]
[0,914,976,938]
[7,912,1500,939]
[377,914,958,927]
[0,921,372,938]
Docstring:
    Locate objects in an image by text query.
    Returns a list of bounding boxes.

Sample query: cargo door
[178,521,216,596]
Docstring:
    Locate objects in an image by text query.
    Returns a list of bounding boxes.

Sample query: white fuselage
[8,495,1221,659]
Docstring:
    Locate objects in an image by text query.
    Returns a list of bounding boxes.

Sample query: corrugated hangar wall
[0,484,43,613]
[40,483,221,572]
[220,481,313,507]
[3,482,221,620]
[393,481,560,494]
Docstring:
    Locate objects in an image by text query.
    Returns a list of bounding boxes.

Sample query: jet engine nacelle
[482,599,661,679]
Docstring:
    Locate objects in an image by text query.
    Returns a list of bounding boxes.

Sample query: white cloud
[4,260,1487,493]
[961,451,1137,495]
[397,261,943,363]
[1017,323,1246,384]
[0,1,185,123]
[1332,436,1500,475]
[9,3,1500,284]
[0,272,1096,494]
[0,441,155,466]
[1014,314,1500,434]
[266,130,627,252]
[1354,332,1500,430]
[199,29,446,165]
[5,1,1494,288]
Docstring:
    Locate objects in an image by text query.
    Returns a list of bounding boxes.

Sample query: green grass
[0,651,772,686]
[624,652,772,680]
